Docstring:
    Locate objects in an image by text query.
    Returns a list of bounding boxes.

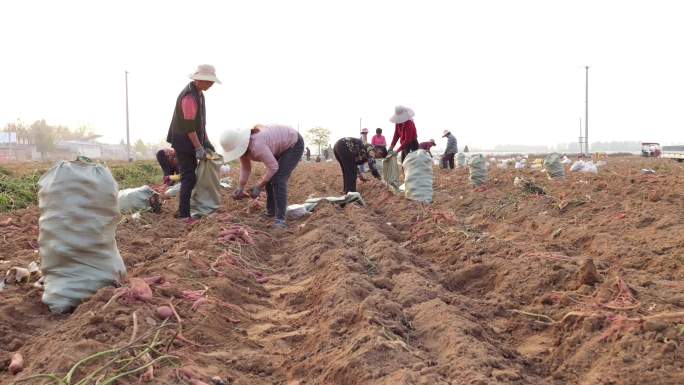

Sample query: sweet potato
[9,352,23,375]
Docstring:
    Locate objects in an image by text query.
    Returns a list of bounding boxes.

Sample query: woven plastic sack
[165,183,181,198]
[544,153,565,179]
[38,160,126,314]
[382,153,401,192]
[457,152,467,168]
[117,185,158,214]
[468,154,487,186]
[190,154,223,217]
[374,158,384,179]
[402,150,433,203]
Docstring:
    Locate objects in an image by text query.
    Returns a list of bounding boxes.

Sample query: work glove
[249,185,262,199]
[195,147,207,160]
[232,188,249,200]
[385,150,397,159]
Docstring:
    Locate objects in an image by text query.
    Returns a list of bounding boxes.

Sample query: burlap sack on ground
[544,153,565,179]
[38,160,126,314]
[383,153,401,192]
[402,150,433,203]
[117,185,157,213]
[190,155,223,217]
[468,154,488,186]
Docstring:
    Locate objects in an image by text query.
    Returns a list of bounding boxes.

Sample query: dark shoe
[272,219,286,229]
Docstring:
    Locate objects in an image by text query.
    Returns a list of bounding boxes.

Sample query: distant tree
[119,139,125,146]
[134,139,148,155]
[464,145,469,153]
[30,119,56,159]
[305,126,331,155]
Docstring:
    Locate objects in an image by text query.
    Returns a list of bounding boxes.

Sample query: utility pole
[579,117,583,154]
[584,66,589,155]
[125,70,131,162]
[359,118,362,132]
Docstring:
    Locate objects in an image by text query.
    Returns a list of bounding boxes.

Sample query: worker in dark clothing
[166,64,220,223]
[156,148,180,185]
[442,130,458,169]
[333,137,381,193]
[305,147,311,161]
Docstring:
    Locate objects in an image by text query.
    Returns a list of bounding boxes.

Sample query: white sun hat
[220,128,251,162]
[389,105,415,124]
[442,130,451,137]
[188,64,222,84]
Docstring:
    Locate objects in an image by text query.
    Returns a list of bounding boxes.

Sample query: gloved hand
[232,188,249,200]
[385,150,397,159]
[195,147,207,160]
[249,185,262,199]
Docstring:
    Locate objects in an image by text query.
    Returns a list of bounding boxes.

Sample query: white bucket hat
[189,64,222,84]
[390,105,415,124]
[220,128,251,161]
[442,130,450,137]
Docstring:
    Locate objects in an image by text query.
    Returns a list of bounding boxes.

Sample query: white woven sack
[468,154,487,186]
[402,150,433,203]
[457,152,467,167]
[38,160,126,314]
[117,185,156,214]
[382,153,401,192]
[544,153,565,179]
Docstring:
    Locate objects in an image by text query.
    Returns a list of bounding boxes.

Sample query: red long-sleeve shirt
[389,120,417,152]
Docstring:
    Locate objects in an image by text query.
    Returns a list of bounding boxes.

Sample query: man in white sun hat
[220,124,304,229]
[441,129,458,169]
[166,64,220,223]
[388,105,419,163]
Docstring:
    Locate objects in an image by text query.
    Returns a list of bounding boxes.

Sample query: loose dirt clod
[577,257,601,286]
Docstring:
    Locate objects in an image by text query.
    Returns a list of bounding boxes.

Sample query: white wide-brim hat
[442,130,450,137]
[189,64,222,84]
[390,105,415,124]
[220,128,251,162]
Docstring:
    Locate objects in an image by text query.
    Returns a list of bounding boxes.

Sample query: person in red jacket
[419,139,436,157]
[387,105,419,162]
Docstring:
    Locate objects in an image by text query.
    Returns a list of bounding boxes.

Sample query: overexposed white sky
[2,0,684,150]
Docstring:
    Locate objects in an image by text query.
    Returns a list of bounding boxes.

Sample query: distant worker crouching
[419,139,436,157]
[156,148,179,185]
[371,128,387,158]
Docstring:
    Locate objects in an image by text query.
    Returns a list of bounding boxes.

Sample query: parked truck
[662,145,684,162]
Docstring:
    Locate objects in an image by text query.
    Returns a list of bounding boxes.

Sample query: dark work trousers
[265,134,304,221]
[175,150,198,218]
[156,150,179,176]
[400,140,420,163]
[442,153,455,169]
[333,140,359,193]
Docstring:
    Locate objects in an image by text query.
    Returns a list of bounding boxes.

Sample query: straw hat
[442,130,451,137]
[220,128,251,161]
[189,64,222,84]
[390,105,415,124]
